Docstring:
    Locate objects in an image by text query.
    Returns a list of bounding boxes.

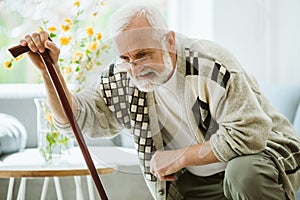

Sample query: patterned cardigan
[56,36,300,200]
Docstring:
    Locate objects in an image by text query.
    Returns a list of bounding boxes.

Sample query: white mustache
[133,63,165,78]
[138,68,157,76]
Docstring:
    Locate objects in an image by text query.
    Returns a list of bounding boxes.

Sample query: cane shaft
[8,45,108,200]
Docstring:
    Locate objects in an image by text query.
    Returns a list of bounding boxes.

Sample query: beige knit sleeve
[54,86,122,139]
[210,72,272,162]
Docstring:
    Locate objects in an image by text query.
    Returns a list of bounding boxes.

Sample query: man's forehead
[114,28,163,55]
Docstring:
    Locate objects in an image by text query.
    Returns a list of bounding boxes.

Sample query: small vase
[34,98,74,165]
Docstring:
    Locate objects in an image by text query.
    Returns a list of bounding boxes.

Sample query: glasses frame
[114,55,152,71]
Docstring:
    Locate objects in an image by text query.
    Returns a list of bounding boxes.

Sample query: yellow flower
[64,18,73,25]
[73,1,80,7]
[93,12,97,17]
[45,112,53,124]
[4,60,12,70]
[88,41,98,51]
[47,26,57,33]
[96,33,102,40]
[64,66,73,75]
[61,24,71,32]
[60,36,72,46]
[86,27,94,36]
[15,54,24,62]
[72,51,84,62]
[100,1,104,6]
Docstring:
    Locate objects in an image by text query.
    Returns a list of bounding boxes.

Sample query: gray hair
[108,2,168,38]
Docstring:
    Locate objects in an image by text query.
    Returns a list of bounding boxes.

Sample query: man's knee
[223,153,287,200]
[224,154,264,192]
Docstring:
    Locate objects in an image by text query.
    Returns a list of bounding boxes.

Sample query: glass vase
[34,98,74,165]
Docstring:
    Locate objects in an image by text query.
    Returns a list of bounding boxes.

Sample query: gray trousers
[167,152,287,200]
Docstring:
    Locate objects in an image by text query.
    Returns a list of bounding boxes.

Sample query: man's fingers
[155,174,176,181]
[45,40,59,54]
[151,167,177,181]
[164,175,176,181]
[22,31,55,54]
[40,30,55,53]
[45,41,61,65]
[39,30,49,43]
[19,39,27,47]
[31,32,45,53]
[24,35,38,52]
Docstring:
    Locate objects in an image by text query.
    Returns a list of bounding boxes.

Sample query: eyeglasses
[114,56,152,71]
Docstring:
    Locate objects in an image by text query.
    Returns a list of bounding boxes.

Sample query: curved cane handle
[8,45,31,58]
[8,37,52,58]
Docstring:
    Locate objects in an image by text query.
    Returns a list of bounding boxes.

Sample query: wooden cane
[8,45,108,200]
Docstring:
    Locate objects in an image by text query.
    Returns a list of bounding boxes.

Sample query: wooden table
[0,148,116,200]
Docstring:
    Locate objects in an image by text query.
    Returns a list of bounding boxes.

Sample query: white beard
[129,51,174,92]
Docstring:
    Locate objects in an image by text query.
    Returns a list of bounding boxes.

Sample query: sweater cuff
[53,117,72,131]
[210,133,237,162]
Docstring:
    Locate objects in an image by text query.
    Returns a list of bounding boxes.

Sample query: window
[0,0,167,84]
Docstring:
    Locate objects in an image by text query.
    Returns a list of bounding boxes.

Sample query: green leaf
[73,19,80,25]
[53,132,58,139]
[50,33,57,38]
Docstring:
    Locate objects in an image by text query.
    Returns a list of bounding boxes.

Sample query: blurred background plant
[1,0,113,164]
[42,0,110,92]
[0,0,122,84]
[2,0,111,92]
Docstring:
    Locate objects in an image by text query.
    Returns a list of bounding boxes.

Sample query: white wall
[167,0,214,40]
[274,0,300,84]
[167,0,300,85]
[213,0,300,85]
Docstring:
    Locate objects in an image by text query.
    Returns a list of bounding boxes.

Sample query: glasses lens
[114,56,151,71]
[115,60,130,71]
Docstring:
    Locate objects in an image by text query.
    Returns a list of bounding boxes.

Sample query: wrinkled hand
[150,148,187,181]
[20,30,60,72]
[150,142,220,181]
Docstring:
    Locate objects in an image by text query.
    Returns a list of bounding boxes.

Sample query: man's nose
[130,62,144,77]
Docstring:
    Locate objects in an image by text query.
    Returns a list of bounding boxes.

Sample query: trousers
[167,152,287,200]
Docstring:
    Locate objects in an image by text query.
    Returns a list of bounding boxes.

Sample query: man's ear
[165,31,176,52]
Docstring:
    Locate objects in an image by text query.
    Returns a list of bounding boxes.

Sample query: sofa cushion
[0,113,27,156]
[293,102,300,135]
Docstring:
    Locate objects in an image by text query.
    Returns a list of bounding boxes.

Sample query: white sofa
[0,83,299,199]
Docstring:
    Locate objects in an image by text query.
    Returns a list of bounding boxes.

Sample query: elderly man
[21,3,299,200]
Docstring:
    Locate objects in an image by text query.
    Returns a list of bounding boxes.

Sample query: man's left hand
[149,142,220,181]
[149,148,187,181]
